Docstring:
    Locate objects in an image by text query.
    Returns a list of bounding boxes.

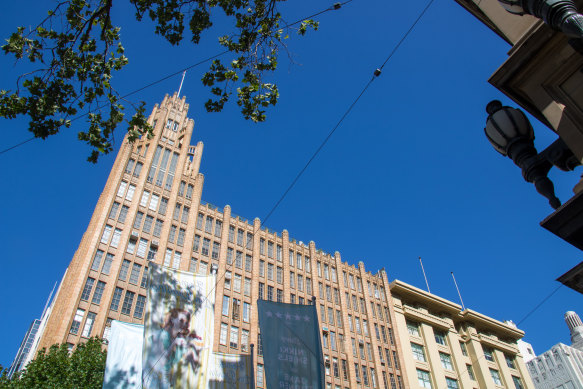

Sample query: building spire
[565,311,583,350]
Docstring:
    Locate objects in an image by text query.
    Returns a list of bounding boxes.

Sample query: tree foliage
[1,0,318,162]
[0,337,106,389]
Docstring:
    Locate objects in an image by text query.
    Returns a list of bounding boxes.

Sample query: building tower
[565,311,583,350]
[34,93,410,388]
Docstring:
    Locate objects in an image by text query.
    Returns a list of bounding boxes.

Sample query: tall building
[7,319,41,378]
[390,280,534,389]
[35,93,408,388]
[527,311,583,389]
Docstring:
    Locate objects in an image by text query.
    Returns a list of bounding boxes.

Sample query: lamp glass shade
[485,107,534,155]
[497,0,525,15]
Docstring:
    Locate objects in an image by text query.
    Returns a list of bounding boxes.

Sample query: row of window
[146,146,179,190]
[221,295,252,322]
[219,323,250,351]
[124,159,143,178]
[177,181,194,199]
[193,235,220,259]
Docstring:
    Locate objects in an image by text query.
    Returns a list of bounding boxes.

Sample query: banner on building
[103,321,143,389]
[208,352,253,389]
[142,263,216,389]
[257,300,325,389]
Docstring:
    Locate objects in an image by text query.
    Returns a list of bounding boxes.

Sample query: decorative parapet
[402,305,452,330]
[478,333,519,355]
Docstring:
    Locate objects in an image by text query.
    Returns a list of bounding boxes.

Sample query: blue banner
[257,300,325,389]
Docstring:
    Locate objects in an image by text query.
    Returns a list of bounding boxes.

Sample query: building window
[222,296,230,316]
[211,241,220,259]
[258,283,264,300]
[411,343,426,362]
[434,330,447,346]
[506,354,516,369]
[118,205,129,223]
[446,378,458,389]
[147,245,157,261]
[91,281,106,304]
[244,278,251,296]
[245,254,252,272]
[234,251,242,268]
[205,216,213,233]
[237,229,244,246]
[417,370,432,388]
[101,225,112,244]
[137,238,148,258]
[81,312,96,338]
[460,341,468,356]
[241,329,249,352]
[118,260,131,281]
[201,238,210,256]
[81,277,95,301]
[141,269,148,288]
[229,326,238,348]
[243,302,250,322]
[186,184,193,199]
[467,365,476,381]
[101,253,114,275]
[483,346,495,362]
[219,323,228,345]
[277,289,283,302]
[110,287,123,311]
[121,291,135,315]
[512,376,524,389]
[267,285,274,301]
[129,263,142,285]
[153,219,163,237]
[440,352,453,370]
[196,213,204,229]
[257,364,264,388]
[158,198,168,215]
[70,309,85,335]
[490,369,502,386]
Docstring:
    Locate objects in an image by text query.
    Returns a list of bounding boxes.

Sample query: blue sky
[1,0,581,369]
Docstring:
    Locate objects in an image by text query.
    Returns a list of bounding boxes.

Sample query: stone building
[391,280,534,388]
[527,311,583,389]
[35,92,408,388]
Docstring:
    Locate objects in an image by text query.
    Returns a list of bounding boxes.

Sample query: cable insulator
[333,3,342,9]
[374,69,381,77]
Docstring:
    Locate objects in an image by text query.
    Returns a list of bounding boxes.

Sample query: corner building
[38,93,408,389]
[391,280,534,389]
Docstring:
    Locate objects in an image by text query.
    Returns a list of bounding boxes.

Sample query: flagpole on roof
[419,256,431,293]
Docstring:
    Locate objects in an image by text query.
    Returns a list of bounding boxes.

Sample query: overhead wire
[454,283,563,383]
[189,0,438,373]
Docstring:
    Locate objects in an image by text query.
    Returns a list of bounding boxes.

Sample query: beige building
[391,280,534,389]
[36,92,409,388]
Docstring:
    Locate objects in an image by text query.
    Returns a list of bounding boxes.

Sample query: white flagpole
[451,272,466,310]
[419,256,430,293]
[177,71,186,97]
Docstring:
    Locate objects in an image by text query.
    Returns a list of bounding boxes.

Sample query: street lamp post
[498,0,583,51]
[484,100,580,209]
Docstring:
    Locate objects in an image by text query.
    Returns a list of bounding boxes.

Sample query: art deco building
[390,280,534,389]
[35,93,409,388]
[527,311,583,388]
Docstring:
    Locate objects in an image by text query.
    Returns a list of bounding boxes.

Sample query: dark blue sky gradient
[1,0,581,368]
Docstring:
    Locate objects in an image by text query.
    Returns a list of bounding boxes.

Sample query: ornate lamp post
[485,100,580,209]
[498,0,583,50]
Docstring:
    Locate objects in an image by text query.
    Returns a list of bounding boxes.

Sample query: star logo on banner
[276,312,283,319]
[303,315,310,322]
[294,314,301,321]
[285,313,292,321]
[266,311,273,317]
